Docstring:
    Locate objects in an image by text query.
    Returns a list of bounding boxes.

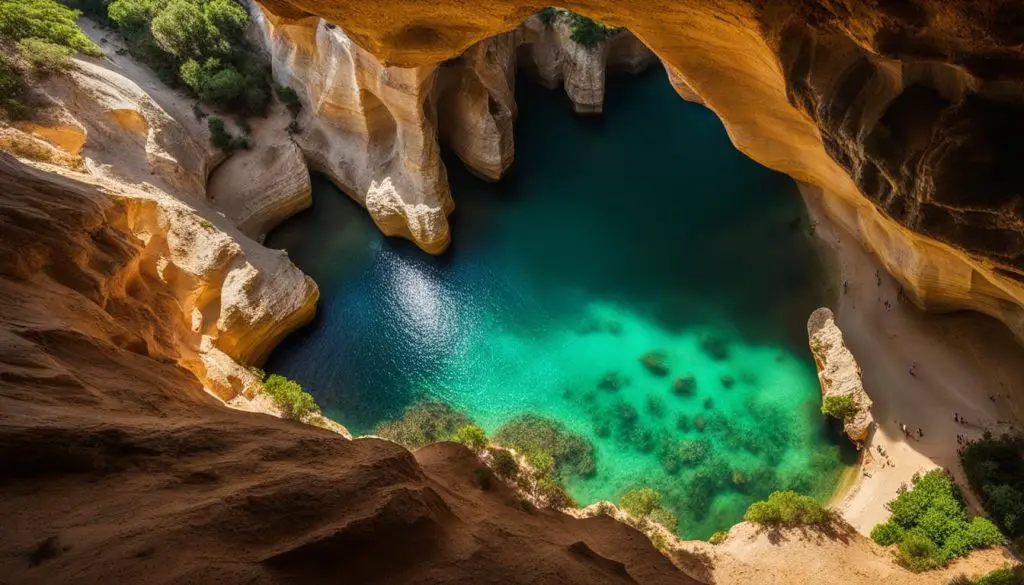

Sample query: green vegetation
[80,0,271,115]
[709,531,728,545]
[0,0,101,55]
[960,433,1024,541]
[488,447,518,479]
[494,413,596,479]
[620,487,677,531]
[261,373,320,421]
[743,490,831,527]
[821,394,857,420]
[0,0,102,119]
[375,400,471,449]
[537,7,558,27]
[276,84,302,117]
[453,424,488,452]
[949,566,1024,585]
[565,11,619,47]
[870,470,1004,572]
[207,115,247,151]
[17,38,74,73]
[0,53,27,119]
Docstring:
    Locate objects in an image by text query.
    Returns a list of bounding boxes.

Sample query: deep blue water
[265,67,850,538]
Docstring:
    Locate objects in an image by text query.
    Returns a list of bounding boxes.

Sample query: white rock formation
[807,307,874,442]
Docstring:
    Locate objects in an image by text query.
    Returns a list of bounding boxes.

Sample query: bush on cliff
[565,12,618,47]
[453,424,488,452]
[870,470,1004,572]
[620,487,678,531]
[821,394,857,420]
[743,490,831,527]
[960,432,1024,541]
[375,400,471,449]
[0,0,101,119]
[95,0,271,115]
[949,566,1024,585]
[261,374,320,421]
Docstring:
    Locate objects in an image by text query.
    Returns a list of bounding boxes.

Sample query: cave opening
[264,53,856,538]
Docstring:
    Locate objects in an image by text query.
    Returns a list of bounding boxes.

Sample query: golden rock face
[257,0,1024,340]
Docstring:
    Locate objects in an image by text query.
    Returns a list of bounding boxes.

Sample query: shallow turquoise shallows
[265,67,853,539]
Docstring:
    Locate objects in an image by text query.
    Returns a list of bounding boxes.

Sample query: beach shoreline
[800,183,1024,534]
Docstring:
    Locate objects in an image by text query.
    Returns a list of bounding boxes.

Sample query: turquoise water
[265,68,852,539]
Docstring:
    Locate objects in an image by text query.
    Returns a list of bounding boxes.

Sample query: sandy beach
[800,186,1024,534]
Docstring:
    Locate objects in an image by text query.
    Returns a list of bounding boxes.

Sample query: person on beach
[954,412,960,423]
[917,428,923,438]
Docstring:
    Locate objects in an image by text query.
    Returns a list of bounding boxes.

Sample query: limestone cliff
[807,307,874,443]
[207,104,313,243]
[518,12,654,114]
[7,37,318,401]
[252,7,653,251]
[253,0,1024,343]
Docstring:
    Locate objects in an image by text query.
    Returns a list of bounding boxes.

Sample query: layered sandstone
[253,0,1024,342]
[7,35,318,401]
[207,105,313,243]
[807,307,874,442]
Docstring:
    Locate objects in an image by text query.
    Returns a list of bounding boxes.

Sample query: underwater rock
[731,469,748,487]
[703,397,714,410]
[694,415,706,432]
[679,439,710,465]
[719,374,735,389]
[671,375,697,397]
[645,394,666,418]
[675,414,690,432]
[640,350,670,376]
[597,371,624,391]
[699,335,729,361]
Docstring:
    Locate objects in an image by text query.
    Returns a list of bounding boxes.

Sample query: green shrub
[870,521,905,546]
[650,507,677,531]
[489,448,518,479]
[620,487,662,518]
[537,7,558,27]
[494,413,595,479]
[743,490,830,527]
[565,12,617,48]
[821,394,857,420]
[0,0,102,56]
[17,38,74,73]
[207,115,233,150]
[375,400,471,449]
[709,531,728,545]
[105,0,270,115]
[955,567,1024,585]
[898,528,945,572]
[537,476,575,509]
[871,470,1005,572]
[0,52,27,120]
[961,433,1024,539]
[454,424,488,452]
[966,517,1004,548]
[261,374,320,420]
[276,85,302,116]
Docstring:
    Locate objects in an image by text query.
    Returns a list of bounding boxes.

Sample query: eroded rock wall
[253,7,654,250]
[9,41,318,401]
[253,0,1024,342]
